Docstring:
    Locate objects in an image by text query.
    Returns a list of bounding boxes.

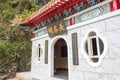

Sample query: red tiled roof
[22,0,69,24]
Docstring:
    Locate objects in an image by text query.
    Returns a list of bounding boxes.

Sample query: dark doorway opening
[54,38,68,79]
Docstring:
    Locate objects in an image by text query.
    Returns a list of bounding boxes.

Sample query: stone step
[16,72,68,80]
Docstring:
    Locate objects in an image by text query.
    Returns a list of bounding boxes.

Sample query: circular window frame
[81,30,108,67]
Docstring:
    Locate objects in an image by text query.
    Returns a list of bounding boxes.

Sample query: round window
[81,30,107,67]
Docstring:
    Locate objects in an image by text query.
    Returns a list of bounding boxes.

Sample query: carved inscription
[72,33,79,65]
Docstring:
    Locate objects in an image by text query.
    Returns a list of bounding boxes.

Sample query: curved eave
[21,0,69,24]
[19,0,105,31]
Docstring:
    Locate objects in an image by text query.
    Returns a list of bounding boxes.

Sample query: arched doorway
[52,38,68,79]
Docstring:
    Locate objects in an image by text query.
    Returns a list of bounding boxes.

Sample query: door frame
[49,36,70,79]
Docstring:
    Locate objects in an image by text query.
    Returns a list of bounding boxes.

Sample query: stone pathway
[7,70,68,80]
[7,78,18,80]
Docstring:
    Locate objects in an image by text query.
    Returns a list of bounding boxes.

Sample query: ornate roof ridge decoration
[19,0,104,31]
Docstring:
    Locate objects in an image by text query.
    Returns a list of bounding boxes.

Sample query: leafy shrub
[0,40,23,72]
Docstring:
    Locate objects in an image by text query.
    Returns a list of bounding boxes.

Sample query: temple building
[17,0,120,80]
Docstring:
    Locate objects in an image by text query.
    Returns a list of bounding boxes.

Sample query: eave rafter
[19,0,105,31]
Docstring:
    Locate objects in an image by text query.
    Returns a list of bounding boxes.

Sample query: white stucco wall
[69,14,120,80]
[31,9,120,80]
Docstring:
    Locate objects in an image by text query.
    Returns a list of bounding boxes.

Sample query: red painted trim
[70,17,74,25]
[111,0,120,11]
[23,0,78,24]
[116,0,120,9]
[23,0,105,28]
[25,0,69,24]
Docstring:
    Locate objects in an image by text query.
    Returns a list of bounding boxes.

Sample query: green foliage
[0,0,34,74]
[0,3,16,21]
[0,0,39,22]
[0,25,32,72]
[0,0,50,76]
[0,40,21,72]
[35,0,50,6]
[21,9,35,20]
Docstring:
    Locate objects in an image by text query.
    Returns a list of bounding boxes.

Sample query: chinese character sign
[47,20,67,38]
